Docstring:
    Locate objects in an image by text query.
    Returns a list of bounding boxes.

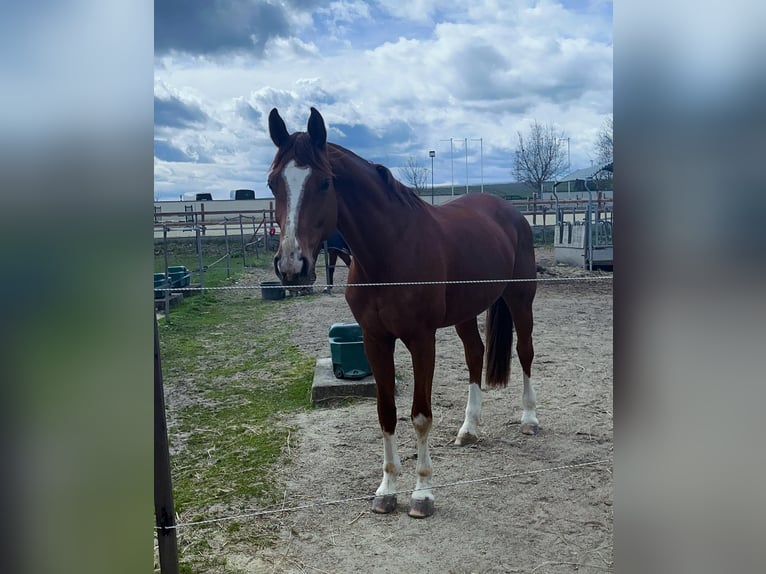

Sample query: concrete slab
[312,357,399,407]
[312,357,376,406]
[154,292,184,310]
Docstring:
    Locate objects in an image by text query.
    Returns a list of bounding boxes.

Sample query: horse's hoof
[371,495,397,514]
[454,432,478,446]
[408,498,434,519]
[520,422,540,435]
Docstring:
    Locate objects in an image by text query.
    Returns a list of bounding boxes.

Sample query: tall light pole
[471,137,483,193]
[440,138,455,196]
[429,150,435,204]
[450,138,454,197]
[464,137,469,194]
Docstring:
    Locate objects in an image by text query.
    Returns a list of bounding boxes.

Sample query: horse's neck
[333,166,422,279]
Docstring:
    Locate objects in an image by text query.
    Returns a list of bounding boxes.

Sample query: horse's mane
[328,143,425,209]
[271,134,424,209]
[373,163,425,208]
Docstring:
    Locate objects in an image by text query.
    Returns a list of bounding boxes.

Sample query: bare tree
[398,156,430,195]
[596,115,613,167]
[513,120,569,197]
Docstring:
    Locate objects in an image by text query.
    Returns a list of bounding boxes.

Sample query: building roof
[427,161,614,197]
[431,181,534,198]
[559,162,613,182]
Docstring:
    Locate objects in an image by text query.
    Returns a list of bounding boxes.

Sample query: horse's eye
[320,178,331,191]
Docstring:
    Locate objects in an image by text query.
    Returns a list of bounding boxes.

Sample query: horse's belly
[345,281,504,335]
[345,285,446,335]
[439,285,504,327]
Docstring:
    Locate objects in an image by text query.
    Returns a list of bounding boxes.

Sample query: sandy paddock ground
[195,247,613,573]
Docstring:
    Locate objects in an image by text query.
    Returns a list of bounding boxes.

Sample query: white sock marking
[521,374,539,427]
[457,382,482,440]
[375,432,401,497]
[412,414,434,502]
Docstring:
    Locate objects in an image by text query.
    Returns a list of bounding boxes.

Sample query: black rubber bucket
[260,281,285,300]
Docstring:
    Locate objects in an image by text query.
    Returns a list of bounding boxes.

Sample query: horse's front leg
[404,332,437,518]
[364,332,401,514]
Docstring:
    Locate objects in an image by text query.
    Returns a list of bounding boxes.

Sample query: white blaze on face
[279,160,312,276]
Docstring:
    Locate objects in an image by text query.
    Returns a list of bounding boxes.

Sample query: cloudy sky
[154,0,612,200]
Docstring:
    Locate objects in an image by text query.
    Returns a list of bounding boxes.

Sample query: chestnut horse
[268,108,538,518]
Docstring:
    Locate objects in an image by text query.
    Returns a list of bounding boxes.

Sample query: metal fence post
[163,226,170,321]
[224,218,231,279]
[154,315,179,574]
[239,215,247,267]
[196,224,204,293]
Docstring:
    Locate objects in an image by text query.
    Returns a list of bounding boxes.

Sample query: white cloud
[316,0,373,26]
[154,0,612,199]
[374,0,442,23]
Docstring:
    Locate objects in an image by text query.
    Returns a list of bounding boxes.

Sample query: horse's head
[267,107,337,286]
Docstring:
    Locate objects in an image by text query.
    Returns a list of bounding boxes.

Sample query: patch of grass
[157,279,315,573]
[154,238,276,290]
[161,297,313,500]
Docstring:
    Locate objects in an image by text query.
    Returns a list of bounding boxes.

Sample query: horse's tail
[484,297,514,388]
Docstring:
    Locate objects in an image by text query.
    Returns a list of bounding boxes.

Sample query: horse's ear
[307,107,327,150]
[269,108,289,148]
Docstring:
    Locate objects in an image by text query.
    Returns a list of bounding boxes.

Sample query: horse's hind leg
[454,317,485,446]
[506,286,539,435]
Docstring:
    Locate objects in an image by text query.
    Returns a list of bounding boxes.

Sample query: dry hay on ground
[193,247,613,573]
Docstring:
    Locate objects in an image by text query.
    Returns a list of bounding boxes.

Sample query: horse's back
[443,193,529,229]
[406,194,536,326]
[434,194,534,261]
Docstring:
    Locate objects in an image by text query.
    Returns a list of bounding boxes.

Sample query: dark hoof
[520,422,540,435]
[408,498,434,518]
[455,432,478,446]
[371,495,397,514]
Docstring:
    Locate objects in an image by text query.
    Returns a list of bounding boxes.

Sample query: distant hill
[423,181,536,199]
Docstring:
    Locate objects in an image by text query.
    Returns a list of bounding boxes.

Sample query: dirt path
[219,248,613,573]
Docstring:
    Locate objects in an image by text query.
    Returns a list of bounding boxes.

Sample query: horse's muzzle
[274,255,312,286]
